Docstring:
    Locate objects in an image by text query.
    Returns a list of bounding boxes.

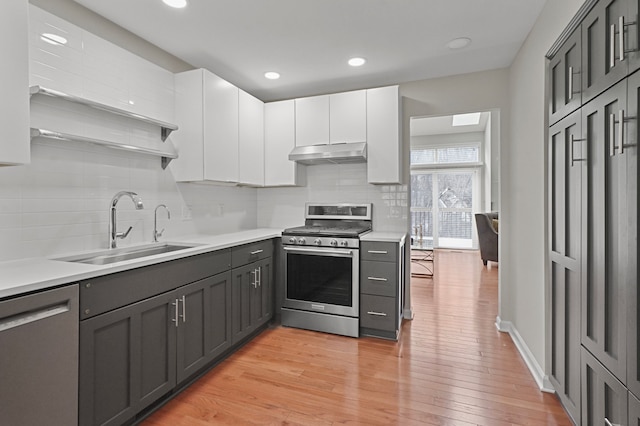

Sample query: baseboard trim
[495,316,555,393]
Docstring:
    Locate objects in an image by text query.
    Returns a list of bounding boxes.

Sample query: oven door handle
[283,246,354,256]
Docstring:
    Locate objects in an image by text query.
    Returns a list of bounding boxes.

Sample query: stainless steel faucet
[109,191,144,249]
[153,204,171,242]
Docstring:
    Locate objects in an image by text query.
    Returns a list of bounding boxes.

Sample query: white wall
[257,163,407,233]
[0,5,257,262]
[506,0,584,382]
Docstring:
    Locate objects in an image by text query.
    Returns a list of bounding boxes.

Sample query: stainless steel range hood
[288,142,367,165]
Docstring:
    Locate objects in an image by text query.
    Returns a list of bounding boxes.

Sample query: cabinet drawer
[80,249,231,319]
[360,294,396,332]
[231,239,274,268]
[360,261,397,297]
[361,242,397,262]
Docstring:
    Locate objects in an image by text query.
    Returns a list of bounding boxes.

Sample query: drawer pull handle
[250,249,264,255]
[367,277,388,282]
[368,250,388,254]
[367,311,387,317]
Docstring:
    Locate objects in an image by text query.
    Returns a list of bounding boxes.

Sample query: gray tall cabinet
[547,0,640,424]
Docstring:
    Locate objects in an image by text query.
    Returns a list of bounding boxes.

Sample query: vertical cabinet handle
[179,295,186,323]
[618,109,625,154]
[605,418,621,426]
[569,134,586,167]
[609,112,616,156]
[568,66,573,101]
[619,15,625,62]
[171,299,179,327]
[611,23,617,68]
[257,266,261,287]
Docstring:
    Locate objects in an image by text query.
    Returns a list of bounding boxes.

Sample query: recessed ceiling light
[447,37,472,50]
[452,112,481,126]
[348,57,366,67]
[162,0,187,8]
[264,72,280,80]
[40,33,67,46]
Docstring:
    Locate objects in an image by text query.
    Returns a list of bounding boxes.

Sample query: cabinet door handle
[367,276,388,282]
[620,15,627,63]
[618,109,624,154]
[179,295,186,323]
[610,112,616,156]
[568,66,573,101]
[605,418,621,426]
[250,249,264,255]
[611,23,617,68]
[171,299,179,327]
[257,266,261,287]
[251,270,257,288]
[368,250,388,254]
[367,311,388,317]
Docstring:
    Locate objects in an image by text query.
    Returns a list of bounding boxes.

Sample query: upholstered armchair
[475,212,499,265]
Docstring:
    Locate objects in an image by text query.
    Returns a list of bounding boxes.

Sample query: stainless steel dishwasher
[0,285,79,426]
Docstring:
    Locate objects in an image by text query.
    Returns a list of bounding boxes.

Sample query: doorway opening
[409,111,498,252]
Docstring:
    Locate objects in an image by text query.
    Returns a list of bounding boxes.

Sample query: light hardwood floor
[144,250,571,425]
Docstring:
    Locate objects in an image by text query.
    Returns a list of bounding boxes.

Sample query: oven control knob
[288,237,297,244]
[330,239,338,247]
[314,238,322,246]
[339,240,348,247]
[297,238,306,245]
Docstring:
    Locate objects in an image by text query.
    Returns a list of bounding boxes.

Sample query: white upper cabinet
[238,90,264,186]
[0,0,29,166]
[294,90,367,147]
[366,85,401,184]
[264,100,306,186]
[329,90,367,144]
[172,69,239,183]
[295,95,329,147]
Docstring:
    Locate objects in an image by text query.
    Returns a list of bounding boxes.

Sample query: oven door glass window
[287,253,353,307]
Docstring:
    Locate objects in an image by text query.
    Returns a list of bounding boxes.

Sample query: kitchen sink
[54,242,200,265]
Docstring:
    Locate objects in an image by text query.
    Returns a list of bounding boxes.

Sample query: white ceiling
[73,0,547,102]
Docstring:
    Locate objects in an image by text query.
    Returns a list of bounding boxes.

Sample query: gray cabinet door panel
[630,391,640,426]
[80,291,177,426]
[176,279,207,384]
[548,109,583,424]
[207,271,233,361]
[581,79,628,382]
[627,68,640,398]
[581,347,628,426]
[549,28,582,125]
[582,0,629,103]
[232,263,255,344]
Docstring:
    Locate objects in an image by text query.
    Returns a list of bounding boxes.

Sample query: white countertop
[0,228,282,300]
[361,232,407,244]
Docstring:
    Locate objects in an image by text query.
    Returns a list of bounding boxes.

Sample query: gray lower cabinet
[0,285,79,426]
[360,239,404,340]
[78,247,240,426]
[581,347,628,426]
[79,290,177,426]
[231,256,273,345]
[176,271,232,384]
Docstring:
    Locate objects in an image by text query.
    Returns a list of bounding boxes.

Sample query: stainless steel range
[281,203,372,337]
